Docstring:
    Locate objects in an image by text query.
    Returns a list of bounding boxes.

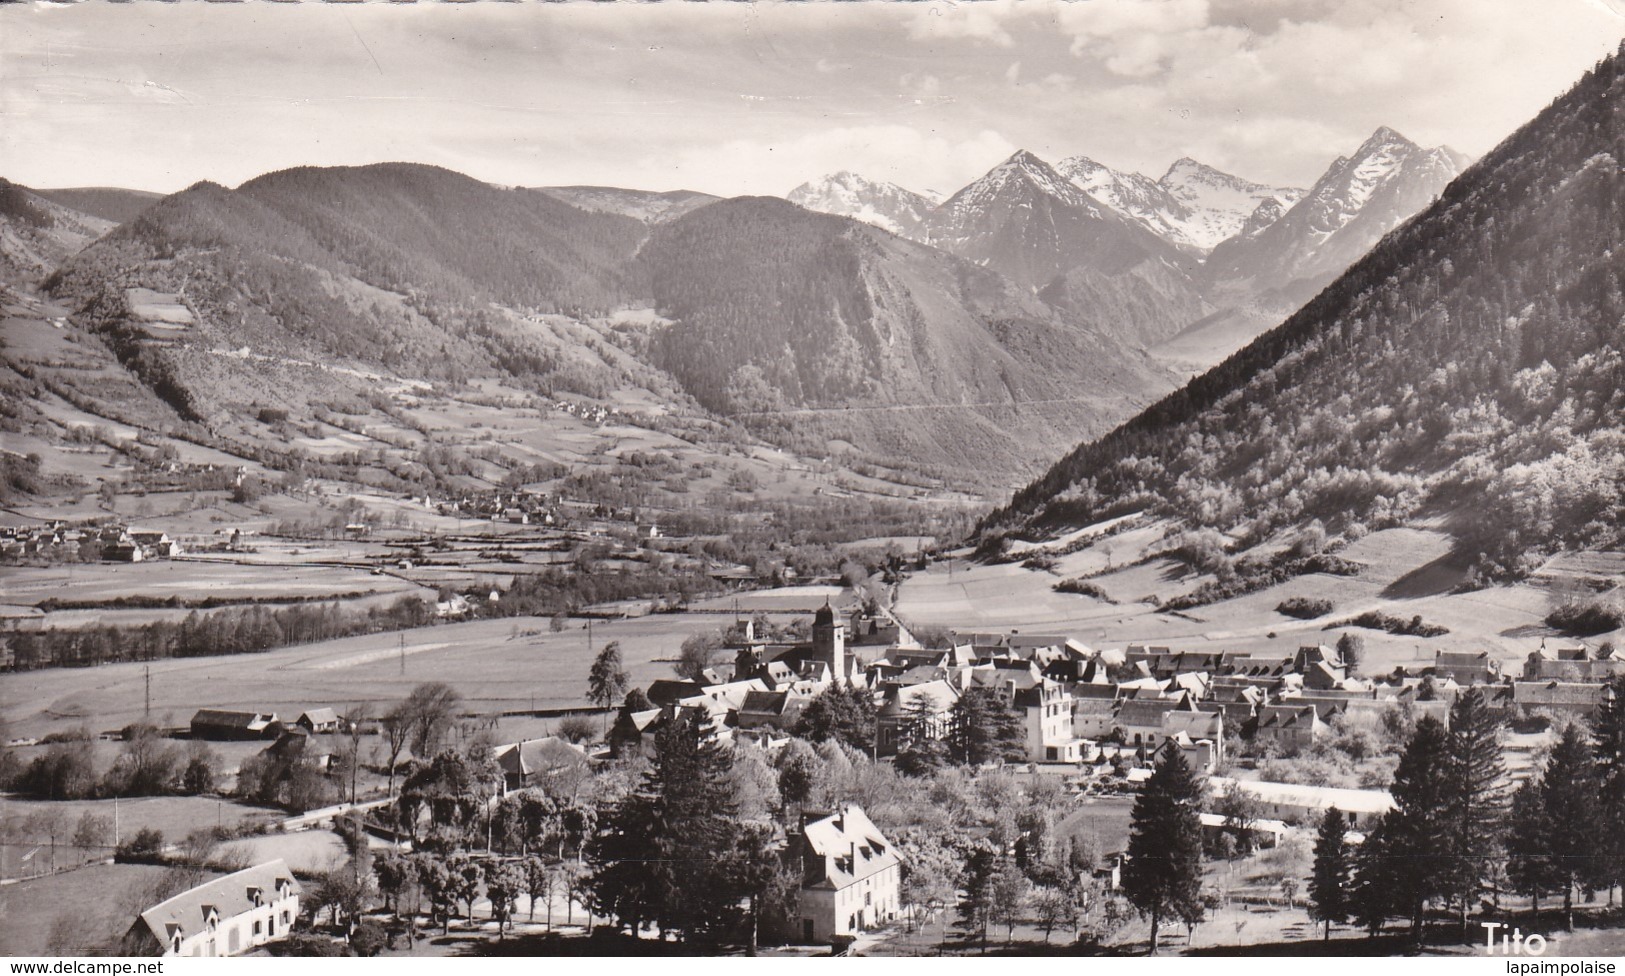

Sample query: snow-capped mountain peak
[786,171,938,238]
[1204,124,1470,296]
[1052,153,1303,253]
[938,150,1106,223]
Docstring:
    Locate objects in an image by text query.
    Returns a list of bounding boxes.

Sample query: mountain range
[23,164,1172,479]
[1055,154,1303,253]
[0,115,1473,485]
[988,44,1623,578]
[785,126,1466,366]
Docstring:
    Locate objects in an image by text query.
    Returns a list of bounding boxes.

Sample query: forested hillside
[43,164,657,407]
[0,179,115,285]
[988,46,1624,579]
[639,196,1173,473]
[32,187,163,225]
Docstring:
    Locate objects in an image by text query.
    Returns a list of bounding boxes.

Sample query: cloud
[904,1,1023,47]
[901,72,945,100]
[1057,0,1211,75]
[1,0,1619,195]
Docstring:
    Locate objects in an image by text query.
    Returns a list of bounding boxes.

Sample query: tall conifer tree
[1446,687,1507,935]
[1505,778,1556,920]
[585,708,742,943]
[1122,745,1205,953]
[1592,675,1625,903]
[1308,807,1352,940]
[1541,723,1600,931]
[1386,716,1454,940]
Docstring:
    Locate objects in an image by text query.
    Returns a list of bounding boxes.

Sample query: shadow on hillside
[1158,561,1197,583]
[1380,551,1469,599]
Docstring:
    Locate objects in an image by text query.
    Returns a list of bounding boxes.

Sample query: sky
[1,0,1622,199]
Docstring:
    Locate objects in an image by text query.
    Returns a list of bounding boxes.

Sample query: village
[5,594,1622,958]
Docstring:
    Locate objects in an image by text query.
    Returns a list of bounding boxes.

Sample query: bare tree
[674,632,722,681]
[381,706,411,797]
[401,682,462,761]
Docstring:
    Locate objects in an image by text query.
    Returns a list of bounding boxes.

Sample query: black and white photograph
[0,0,1621,962]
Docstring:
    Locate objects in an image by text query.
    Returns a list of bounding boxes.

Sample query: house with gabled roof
[1521,645,1625,681]
[795,805,902,945]
[1433,650,1503,685]
[1070,683,1120,739]
[1511,680,1607,721]
[494,736,592,793]
[294,708,340,734]
[190,709,280,741]
[738,689,810,732]
[608,707,665,759]
[124,859,300,957]
[1302,659,1351,691]
[1253,704,1326,752]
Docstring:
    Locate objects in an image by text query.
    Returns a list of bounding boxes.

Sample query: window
[865,892,872,906]
[253,921,263,937]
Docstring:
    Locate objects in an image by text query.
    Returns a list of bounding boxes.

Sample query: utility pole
[144,665,151,719]
[399,633,406,676]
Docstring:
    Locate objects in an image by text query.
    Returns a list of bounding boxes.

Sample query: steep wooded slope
[0,180,115,285]
[639,196,1174,474]
[990,47,1624,577]
[46,164,652,392]
[32,187,163,225]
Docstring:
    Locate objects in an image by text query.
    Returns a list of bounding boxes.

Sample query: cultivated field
[0,862,206,956]
[0,610,811,740]
[895,526,1591,673]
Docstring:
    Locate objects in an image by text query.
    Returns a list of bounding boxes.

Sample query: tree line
[1306,676,1625,943]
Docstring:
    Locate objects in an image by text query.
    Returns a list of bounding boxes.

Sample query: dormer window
[247,886,264,907]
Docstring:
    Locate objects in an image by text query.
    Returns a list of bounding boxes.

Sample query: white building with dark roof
[124,859,301,957]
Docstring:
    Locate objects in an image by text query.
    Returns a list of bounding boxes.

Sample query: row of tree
[1306,676,1625,943]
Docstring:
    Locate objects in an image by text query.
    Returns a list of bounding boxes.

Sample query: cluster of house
[100,526,184,562]
[189,707,347,773]
[609,608,1620,780]
[548,397,618,426]
[425,489,563,527]
[0,521,187,561]
[0,521,78,559]
[601,608,1244,774]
